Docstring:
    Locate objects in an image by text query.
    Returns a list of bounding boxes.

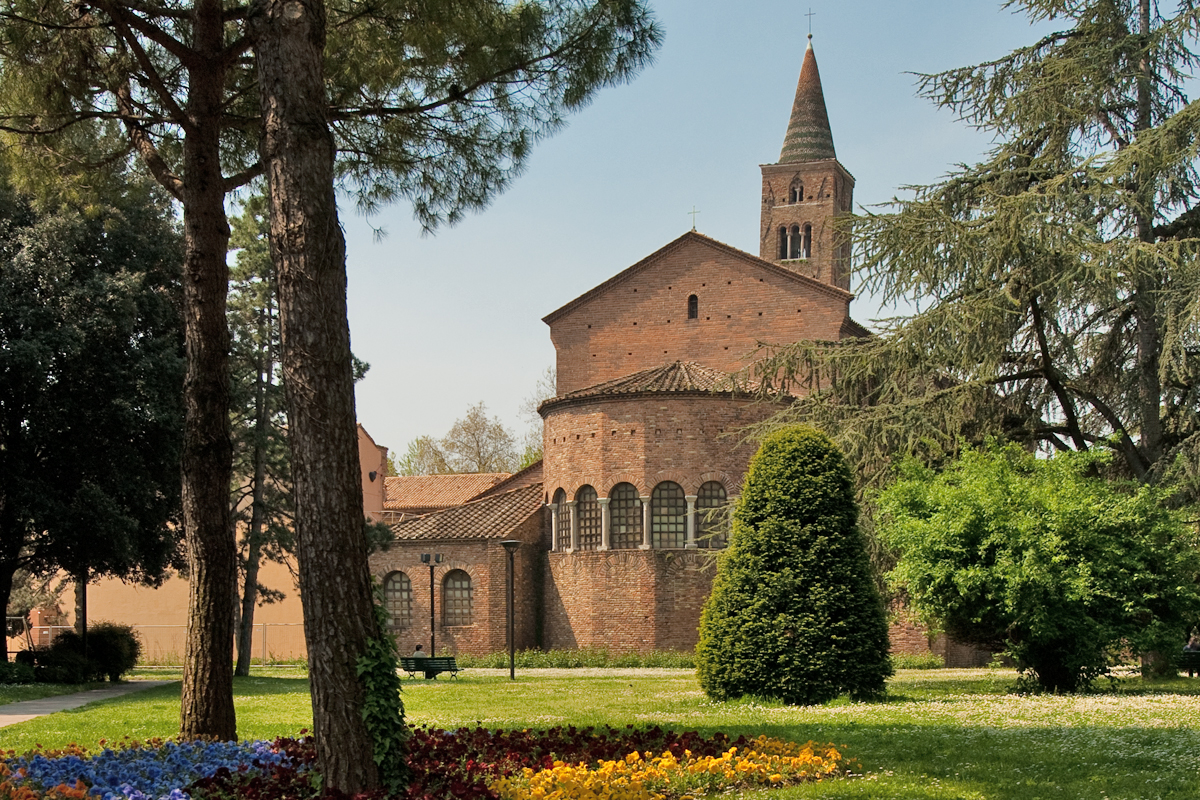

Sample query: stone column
[566,500,578,552]
[547,503,558,551]
[598,497,610,551]
[685,495,698,549]
[640,495,652,549]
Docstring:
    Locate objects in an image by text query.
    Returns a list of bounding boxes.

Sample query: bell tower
[759,36,854,291]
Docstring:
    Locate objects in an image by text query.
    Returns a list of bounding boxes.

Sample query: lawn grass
[3,668,1199,800]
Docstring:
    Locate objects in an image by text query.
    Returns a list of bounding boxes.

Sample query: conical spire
[779,37,836,163]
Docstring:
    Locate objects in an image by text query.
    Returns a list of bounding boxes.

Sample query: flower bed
[1,740,290,800]
[2,726,851,800]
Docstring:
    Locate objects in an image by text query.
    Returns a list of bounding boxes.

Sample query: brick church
[367,37,886,657]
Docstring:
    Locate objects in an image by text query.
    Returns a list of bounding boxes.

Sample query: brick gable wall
[548,239,851,395]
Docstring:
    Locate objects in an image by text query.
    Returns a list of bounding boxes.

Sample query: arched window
[553,488,570,550]
[383,571,412,629]
[442,570,473,626]
[609,483,642,549]
[651,481,687,548]
[802,224,812,259]
[576,485,601,550]
[778,226,788,259]
[788,225,801,259]
[790,181,804,203]
[687,294,698,319]
[696,481,729,548]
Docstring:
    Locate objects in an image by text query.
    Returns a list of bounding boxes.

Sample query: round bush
[86,622,142,681]
[696,426,892,704]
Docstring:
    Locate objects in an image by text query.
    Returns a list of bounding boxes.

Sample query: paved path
[0,681,175,728]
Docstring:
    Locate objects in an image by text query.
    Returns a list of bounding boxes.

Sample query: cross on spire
[688,206,700,231]
[805,8,815,37]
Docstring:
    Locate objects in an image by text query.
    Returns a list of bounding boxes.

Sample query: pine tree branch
[97,0,199,71]
[115,82,184,200]
[103,6,192,125]
[224,163,264,192]
[1030,294,1089,451]
[118,0,195,20]
[1064,383,1149,478]
[1153,204,1200,240]
[0,10,104,31]
[330,13,610,120]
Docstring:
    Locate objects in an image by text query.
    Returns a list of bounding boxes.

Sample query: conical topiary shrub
[696,426,892,704]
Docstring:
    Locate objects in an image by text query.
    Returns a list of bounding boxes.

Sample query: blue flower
[4,740,291,800]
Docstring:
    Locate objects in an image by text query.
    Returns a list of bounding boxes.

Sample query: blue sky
[343,1,1056,458]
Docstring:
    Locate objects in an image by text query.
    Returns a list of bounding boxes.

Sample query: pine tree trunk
[251,0,383,789]
[235,346,268,676]
[178,0,237,742]
[1132,0,1164,469]
[235,538,262,675]
[73,569,87,652]
[0,558,15,663]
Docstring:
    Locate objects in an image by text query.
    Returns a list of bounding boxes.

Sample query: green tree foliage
[749,0,1200,498]
[0,182,184,661]
[227,194,294,677]
[398,402,520,474]
[519,366,556,466]
[4,570,62,633]
[0,0,659,744]
[696,427,892,705]
[878,443,1200,692]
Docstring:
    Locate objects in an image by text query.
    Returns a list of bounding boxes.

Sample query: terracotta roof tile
[780,40,837,163]
[389,483,544,541]
[468,460,543,502]
[840,317,872,339]
[383,472,510,512]
[539,361,758,413]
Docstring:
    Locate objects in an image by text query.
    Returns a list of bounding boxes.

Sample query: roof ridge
[539,360,761,414]
[465,459,543,502]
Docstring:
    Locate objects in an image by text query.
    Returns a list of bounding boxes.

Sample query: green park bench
[1181,651,1200,678]
[399,656,462,679]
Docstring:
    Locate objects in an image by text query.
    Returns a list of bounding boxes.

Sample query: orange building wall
[49,424,389,663]
[83,558,306,663]
[359,424,388,522]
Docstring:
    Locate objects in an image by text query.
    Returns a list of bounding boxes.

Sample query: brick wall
[758,160,854,291]
[888,605,996,668]
[543,549,717,652]
[542,394,779,499]
[369,511,544,657]
[547,236,852,395]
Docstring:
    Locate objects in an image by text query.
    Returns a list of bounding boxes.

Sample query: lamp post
[420,553,443,655]
[500,540,521,680]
